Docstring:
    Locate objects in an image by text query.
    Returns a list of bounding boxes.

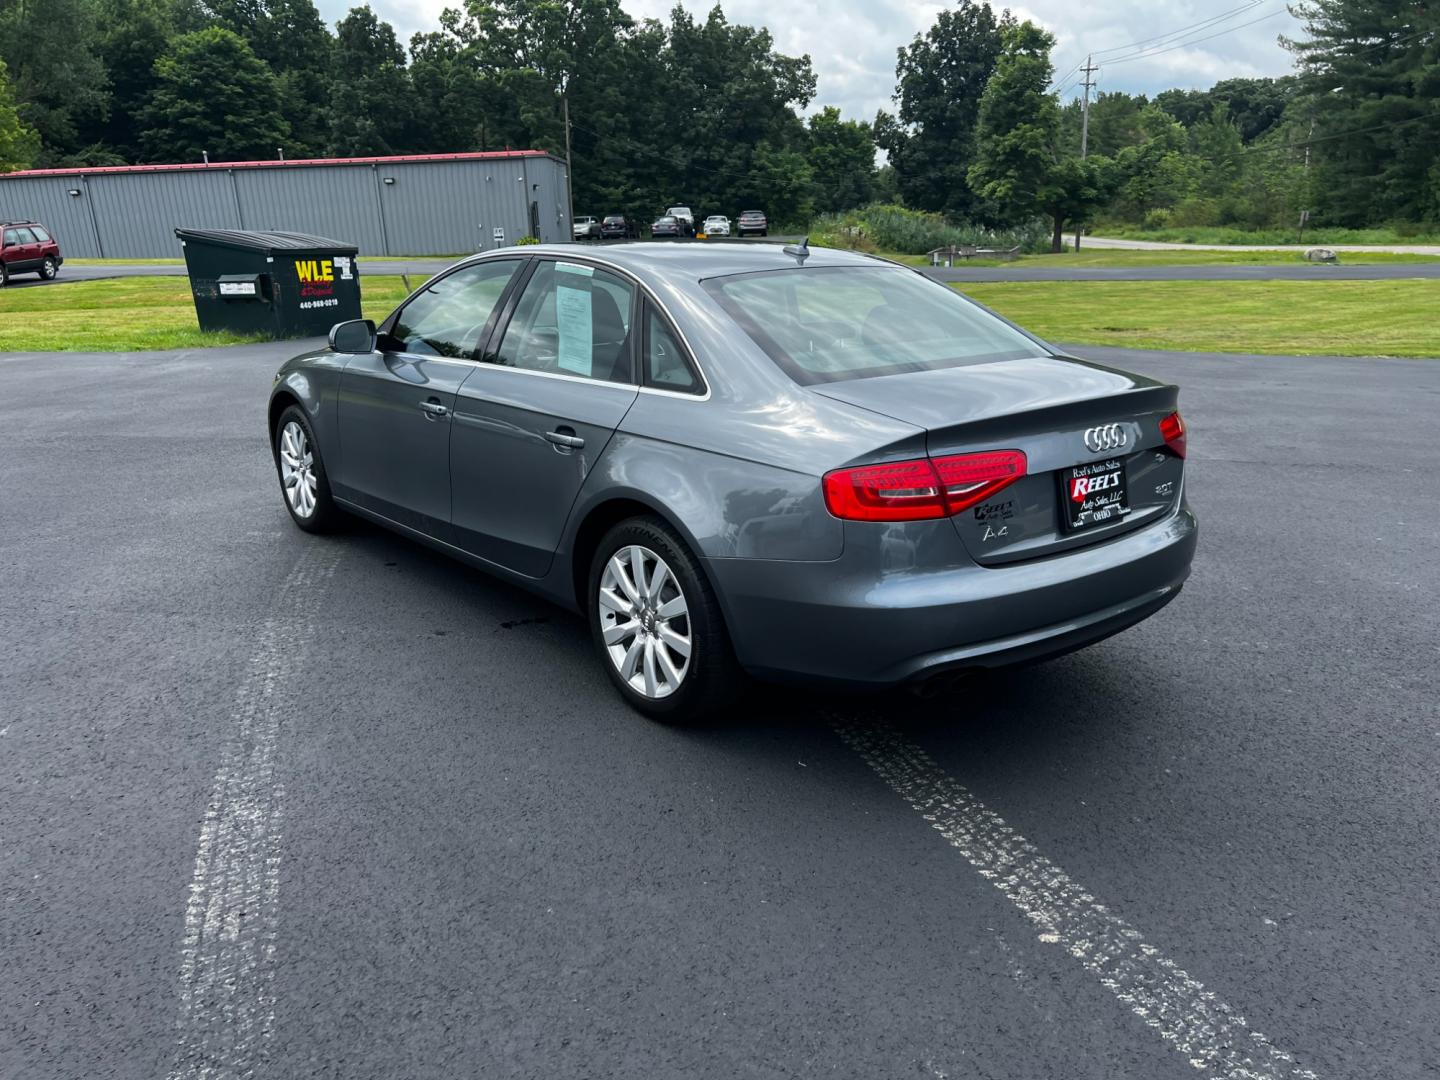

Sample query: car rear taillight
[1160,411,1187,459]
[823,450,1026,522]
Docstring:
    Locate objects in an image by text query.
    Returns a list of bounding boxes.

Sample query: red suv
[1,221,63,286]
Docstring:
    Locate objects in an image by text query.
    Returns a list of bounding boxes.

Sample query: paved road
[928,262,1440,282]
[2,341,1437,1080]
[1086,235,1440,256]
[21,257,1440,289]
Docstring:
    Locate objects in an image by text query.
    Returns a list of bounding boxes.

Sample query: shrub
[809,204,1049,255]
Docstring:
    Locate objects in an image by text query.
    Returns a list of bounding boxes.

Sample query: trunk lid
[811,355,1186,564]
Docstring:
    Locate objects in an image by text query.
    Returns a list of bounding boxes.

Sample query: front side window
[493,261,635,383]
[2,229,17,248]
[704,266,1039,385]
[388,259,521,358]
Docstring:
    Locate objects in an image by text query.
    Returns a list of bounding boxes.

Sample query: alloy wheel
[598,544,691,699]
[278,420,318,519]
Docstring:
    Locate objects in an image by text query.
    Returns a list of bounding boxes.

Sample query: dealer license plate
[1061,458,1130,532]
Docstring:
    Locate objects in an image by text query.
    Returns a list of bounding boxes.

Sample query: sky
[322,0,1306,121]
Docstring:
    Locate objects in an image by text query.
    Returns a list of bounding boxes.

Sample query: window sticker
[555,283,593,375]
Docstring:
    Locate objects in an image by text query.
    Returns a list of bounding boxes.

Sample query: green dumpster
[175,228,362,339]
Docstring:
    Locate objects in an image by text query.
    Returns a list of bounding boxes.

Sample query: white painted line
[833,716,1319,1080]
[167,546,338,1080]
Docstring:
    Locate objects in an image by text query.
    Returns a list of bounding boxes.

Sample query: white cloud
[318,0,1304,121]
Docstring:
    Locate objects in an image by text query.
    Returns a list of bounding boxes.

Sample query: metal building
[0,151,572,259]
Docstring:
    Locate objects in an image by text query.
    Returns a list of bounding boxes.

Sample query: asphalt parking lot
[2,341,1436,1079]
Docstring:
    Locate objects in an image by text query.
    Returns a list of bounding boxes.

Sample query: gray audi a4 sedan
[268,242,1197,720]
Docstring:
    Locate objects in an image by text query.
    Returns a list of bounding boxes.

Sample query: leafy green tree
[327,6,416,155]
[1154,77,1295,143]
[0,0,109,163]
[0,58,41,171]
[874,0,1011,219]
[408,11,491,152]
[78,0,205,160]
[806,106,877,213]
[1059,90,1150,158]
[1107,107,1202,222]
[1285,0,1440,224]
[969,22,1112,251]
[142,27,290,162]
[968,25,1055,224]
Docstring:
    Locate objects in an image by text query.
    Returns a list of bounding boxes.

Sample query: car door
[450,258,640,577]
[12,228,39,270]
[2,227,31,273]
[333,258,526,539]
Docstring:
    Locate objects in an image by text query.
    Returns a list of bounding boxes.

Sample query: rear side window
[30,226,50,242]
[389,259,521,358]
[493,261,636,383]
[704,266,1038,385]
[643,306,700,394]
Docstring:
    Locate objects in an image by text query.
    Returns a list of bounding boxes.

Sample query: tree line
[1,0,1436,239]
[0,0,881,226]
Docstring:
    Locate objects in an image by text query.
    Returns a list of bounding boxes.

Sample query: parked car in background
[665,206,695,236]
[601,214,636,239]
[573,216,602,241]
[702,215,731,237]
[0,221,63,286]
[268,242,1195,721]
[736,210,768,237]
[650,216,682,238]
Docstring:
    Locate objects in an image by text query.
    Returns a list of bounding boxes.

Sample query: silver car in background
[703,215,731,236]
[269,243,1196,721]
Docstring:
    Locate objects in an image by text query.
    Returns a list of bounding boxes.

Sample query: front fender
[268,351,347,457]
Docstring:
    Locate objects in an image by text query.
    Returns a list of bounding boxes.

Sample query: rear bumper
[705,504,1197,688]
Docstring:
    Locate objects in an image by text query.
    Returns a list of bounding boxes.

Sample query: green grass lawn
[960,279,1440,358]
[65,255,463,266]
[890,248,1440,268]
[0,275,423,352]
[1091,225,1440,246]
[4,273,1437,357]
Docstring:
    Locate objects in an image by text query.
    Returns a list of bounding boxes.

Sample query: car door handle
[419,399,449,418]
[545,430,585,449]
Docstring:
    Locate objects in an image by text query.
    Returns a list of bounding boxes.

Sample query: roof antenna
[782,236,809,262]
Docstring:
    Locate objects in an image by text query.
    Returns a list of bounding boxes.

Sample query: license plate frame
[1061,458,1130,532]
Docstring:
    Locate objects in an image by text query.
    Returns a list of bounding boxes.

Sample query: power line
[1103,6,1289,67]
[1089,0,1268,60]
[1241,110,1440,157]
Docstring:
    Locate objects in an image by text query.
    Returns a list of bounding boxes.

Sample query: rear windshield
[704,266,1041,385]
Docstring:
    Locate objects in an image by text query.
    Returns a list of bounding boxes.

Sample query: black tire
[273,404,342,533]
[1,261,8,287]
[588,516,744,723]
[39,257,57,280]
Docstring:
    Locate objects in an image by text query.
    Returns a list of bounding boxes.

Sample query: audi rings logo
[1083,423,1128,454]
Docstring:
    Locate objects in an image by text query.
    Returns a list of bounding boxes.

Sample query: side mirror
[329,318,376,354]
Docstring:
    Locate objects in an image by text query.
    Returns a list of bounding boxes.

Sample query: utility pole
[1074,54,1098,253]
[561,80,575,236]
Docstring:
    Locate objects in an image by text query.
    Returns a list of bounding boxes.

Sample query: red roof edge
[0,150,555,180]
